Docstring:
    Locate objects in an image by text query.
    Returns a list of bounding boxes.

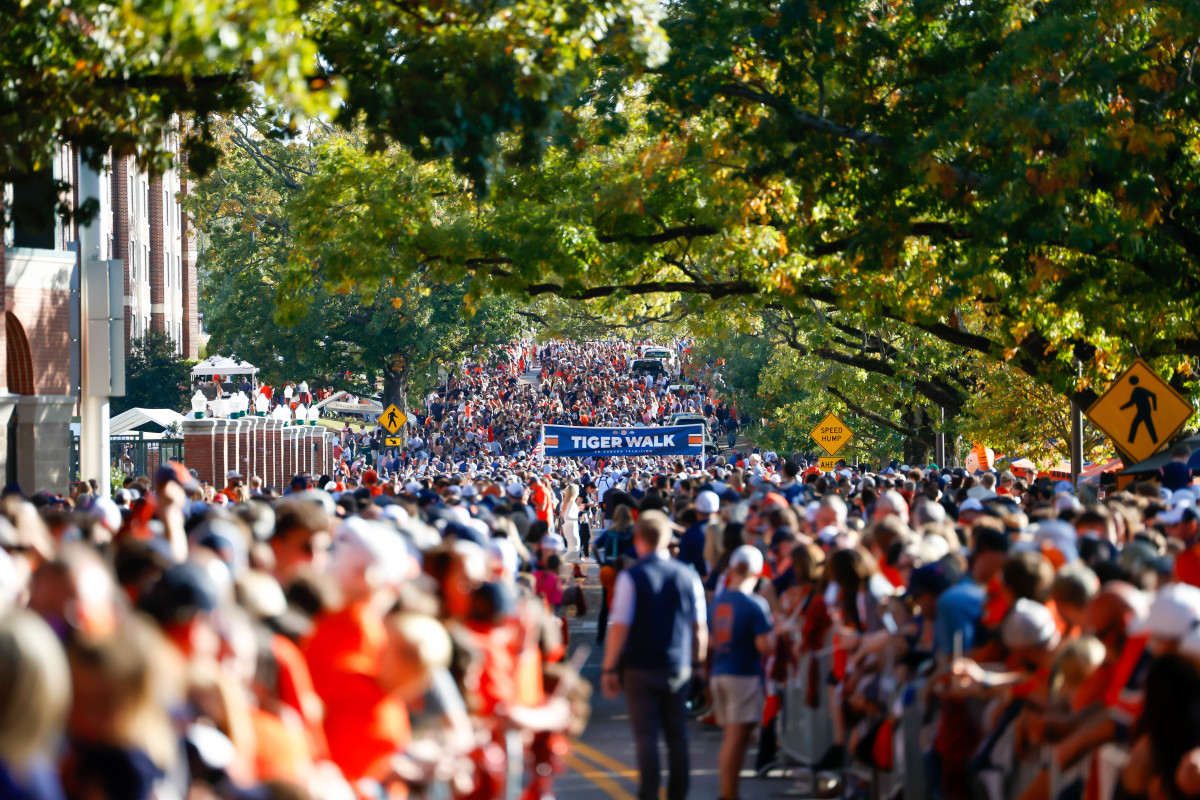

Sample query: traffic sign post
[810,412,854,457]
[1086,359,1194,464]
[379,404,409,436]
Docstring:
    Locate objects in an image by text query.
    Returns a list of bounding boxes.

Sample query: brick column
[179,151,199,359]
[254,418,269,488]
[182,418,219,487]
[282,426,296,482]
[148,176,165,333]
[112,157,132,351]
[304,426,316,474]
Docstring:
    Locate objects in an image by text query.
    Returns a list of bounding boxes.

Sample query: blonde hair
[0,610,71,762]
[562,484,580,505]
[610,504,634,530]
[1050,635,1106,697]
[388,612,453,674]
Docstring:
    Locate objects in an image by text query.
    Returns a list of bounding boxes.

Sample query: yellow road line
[570,739,639,777]
[569,740,668,800]
[564,753,637,800]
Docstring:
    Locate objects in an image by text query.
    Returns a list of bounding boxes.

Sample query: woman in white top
[560,483,581,561]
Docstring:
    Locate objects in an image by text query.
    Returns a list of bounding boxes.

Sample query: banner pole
[700,425,705,473]
[540,424,545,469]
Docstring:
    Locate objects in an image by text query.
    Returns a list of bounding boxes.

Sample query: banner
[543,424,704,459]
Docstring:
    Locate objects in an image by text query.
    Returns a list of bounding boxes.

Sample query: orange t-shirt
[250,706,311,784]
[1176,545,1200,587]
[303,603,410,781]
[272,633,329,760]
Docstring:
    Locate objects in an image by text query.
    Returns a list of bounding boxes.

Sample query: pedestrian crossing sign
[380,404,408,434]
[385,437,403,446]
[1086,359,1194,463]
[810,412,854,456]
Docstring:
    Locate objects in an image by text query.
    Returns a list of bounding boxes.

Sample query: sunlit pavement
[564,570,806,800]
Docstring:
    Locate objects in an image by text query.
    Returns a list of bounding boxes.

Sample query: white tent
[191,355,258,378]
[110,408,188,436]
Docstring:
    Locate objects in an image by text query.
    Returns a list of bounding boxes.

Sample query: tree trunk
[902,404,933,465]
[382,355,411,446]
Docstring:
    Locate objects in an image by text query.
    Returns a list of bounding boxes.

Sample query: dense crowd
[6,338,1200,800]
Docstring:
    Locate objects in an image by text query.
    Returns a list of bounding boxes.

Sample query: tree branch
[826,386,917,438]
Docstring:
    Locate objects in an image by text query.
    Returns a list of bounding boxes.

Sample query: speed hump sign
[1086,359,1194,463]
[810,412,854,456]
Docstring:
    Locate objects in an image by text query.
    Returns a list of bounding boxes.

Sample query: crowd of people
[6,337,1200,800]
[580,452,1200,800]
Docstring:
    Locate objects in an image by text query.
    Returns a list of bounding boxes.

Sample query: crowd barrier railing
[769,639,1132,800]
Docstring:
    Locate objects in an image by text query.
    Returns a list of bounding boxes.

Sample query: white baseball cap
[1001,599,1060,650]
[1134,582,1200,640]
[329,517,418,588]
[540,533,567,554]
[695,490,720,514]
[729,544,764,576]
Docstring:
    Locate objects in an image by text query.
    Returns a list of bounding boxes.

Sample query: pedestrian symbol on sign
[379,404,408,435]
[1086,359,1194,463]
[1119,376,1157,445]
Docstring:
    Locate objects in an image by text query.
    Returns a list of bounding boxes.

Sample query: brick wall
[112,157,132,350]
[183,417,336,488]
[148,176,165,334]
[179,149,198,359]
[9,288,71,396]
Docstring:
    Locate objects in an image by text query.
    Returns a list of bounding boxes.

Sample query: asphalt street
[561,570,817,800]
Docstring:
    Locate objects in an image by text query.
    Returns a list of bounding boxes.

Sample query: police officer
[601,510,708,800]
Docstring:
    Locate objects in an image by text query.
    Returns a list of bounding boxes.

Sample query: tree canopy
[268,0,1200,450]
[2,0,667,196]
[187,117,524,416]
[114,333,191,416]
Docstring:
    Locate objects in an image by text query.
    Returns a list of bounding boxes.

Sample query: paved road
[560,570,812,800]
[523,361,796,797]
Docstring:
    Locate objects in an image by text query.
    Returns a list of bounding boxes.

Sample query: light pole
[78,155,124,496]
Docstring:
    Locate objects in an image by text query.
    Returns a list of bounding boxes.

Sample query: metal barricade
[780,647,834,768]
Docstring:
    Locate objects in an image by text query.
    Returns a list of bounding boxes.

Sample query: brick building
[110,131,200,358]
[1,135,199,492]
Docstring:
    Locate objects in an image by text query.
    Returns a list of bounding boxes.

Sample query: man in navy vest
[601,510,708,800]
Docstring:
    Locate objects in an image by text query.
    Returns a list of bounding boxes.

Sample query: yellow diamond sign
[810,412,854,456]
[379,404,408,435]
[1086,359,1194,463]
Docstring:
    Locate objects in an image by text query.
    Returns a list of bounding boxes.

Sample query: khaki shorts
[711,674,764,726]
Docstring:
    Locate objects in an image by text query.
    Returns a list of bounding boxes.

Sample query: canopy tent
[1007,456,1122,479]
[1120,433,1200,474]
[109,408,188,436]
[191,355,258,378]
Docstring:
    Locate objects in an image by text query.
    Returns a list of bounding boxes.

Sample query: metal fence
[69,432,185,484]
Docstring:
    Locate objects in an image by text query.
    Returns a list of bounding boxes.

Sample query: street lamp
[307,404,320,426]
[254,392,269,416]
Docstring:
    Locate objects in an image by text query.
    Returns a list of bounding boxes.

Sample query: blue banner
[543,424,704,458]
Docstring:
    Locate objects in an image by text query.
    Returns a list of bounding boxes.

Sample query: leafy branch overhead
[276,0,1200,420]
[2,0,668,191]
